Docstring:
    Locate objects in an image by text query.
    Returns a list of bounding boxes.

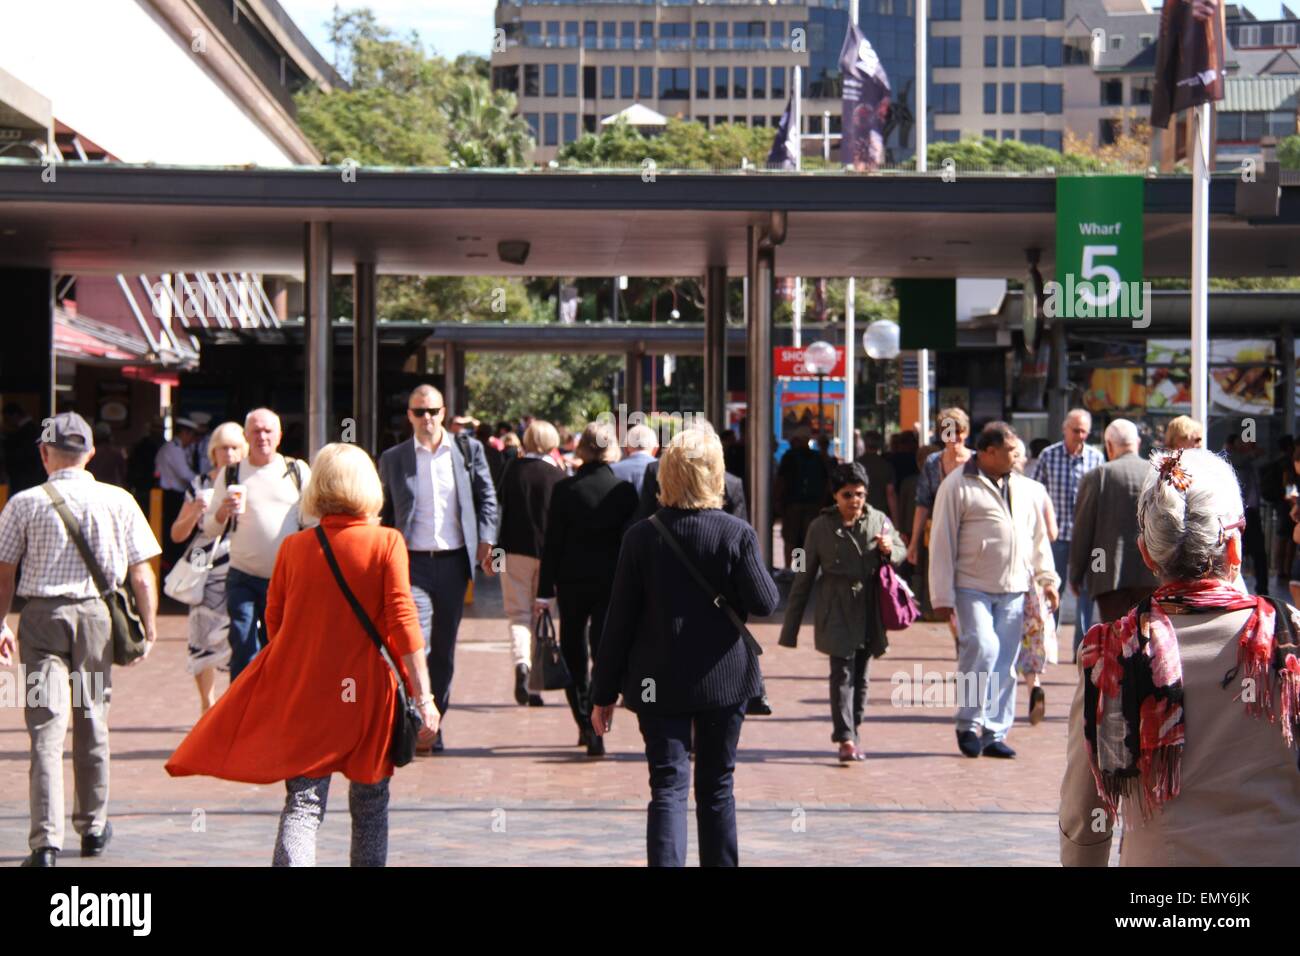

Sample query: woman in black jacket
[536,420,639,756]
[497,420,565,707]
[591,427,779,867]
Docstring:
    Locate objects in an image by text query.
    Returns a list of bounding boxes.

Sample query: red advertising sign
[773,345,846,377]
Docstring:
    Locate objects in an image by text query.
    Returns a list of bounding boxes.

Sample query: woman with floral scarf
[1060,447,1300,865]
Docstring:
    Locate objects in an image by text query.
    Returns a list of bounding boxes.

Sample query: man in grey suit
[1068,419,1158,638]
[378,384,499,752]
[609,423,658,495]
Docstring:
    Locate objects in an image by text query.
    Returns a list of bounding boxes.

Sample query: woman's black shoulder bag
[315,526,422,767]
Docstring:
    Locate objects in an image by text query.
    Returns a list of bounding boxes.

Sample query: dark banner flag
[839,21,891,171]
[1150,0,1226,128]
[768,93,799,170]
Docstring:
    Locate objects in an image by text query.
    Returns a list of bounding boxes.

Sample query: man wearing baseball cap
[0,412,161,867]
[156,416,201,573]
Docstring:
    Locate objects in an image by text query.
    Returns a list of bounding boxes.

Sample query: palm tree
[443,77,533,168]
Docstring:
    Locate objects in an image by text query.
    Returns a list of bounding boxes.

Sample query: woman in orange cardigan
[166,443,440,866]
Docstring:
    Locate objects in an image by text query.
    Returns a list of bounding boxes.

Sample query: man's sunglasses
[409,407,443,417]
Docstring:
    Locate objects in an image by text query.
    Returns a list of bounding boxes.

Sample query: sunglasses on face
[410,407,443,417]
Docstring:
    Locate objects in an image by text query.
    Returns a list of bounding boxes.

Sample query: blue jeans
[636,703,745,867]
[953,588,1025,744]
[1051,539,1093,648]
[226,568,270,681]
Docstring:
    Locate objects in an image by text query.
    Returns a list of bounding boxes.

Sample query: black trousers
[637,703,745,867]
[556,579,611,733]
[409,549,470,717]
[1245,507,1270,591]
[160,489,187,572]
[829,648,870,745]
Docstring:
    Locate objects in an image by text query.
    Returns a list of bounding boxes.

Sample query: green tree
[443,80,534,168]
[1279,135,1300,170]
[558,118,776,168]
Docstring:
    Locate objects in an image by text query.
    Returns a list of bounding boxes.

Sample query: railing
[509,35,797,50]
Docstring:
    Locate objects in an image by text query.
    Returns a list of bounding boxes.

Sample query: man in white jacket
[928,421,1059,759]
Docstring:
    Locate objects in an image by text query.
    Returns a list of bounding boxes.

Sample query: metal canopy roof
[1,162,1298,279]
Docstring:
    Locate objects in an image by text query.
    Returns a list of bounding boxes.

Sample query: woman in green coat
[779,462,907,762]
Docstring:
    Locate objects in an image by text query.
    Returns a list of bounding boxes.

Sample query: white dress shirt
[410,435,464,551]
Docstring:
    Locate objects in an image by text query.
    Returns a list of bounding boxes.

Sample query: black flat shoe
[514,664,531,706]
[81,821,112,858]
[586,734,605,757]
[21,848,58,867]
[430,730,444,754]
[957,730,982,758]
[982,740,1017,758]
[746,694,773,716]
[527,693,545,706]
[1029,686,1045,726]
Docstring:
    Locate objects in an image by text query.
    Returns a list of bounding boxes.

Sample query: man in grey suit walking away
[1068,419,1159,638]
[378,385,499,753]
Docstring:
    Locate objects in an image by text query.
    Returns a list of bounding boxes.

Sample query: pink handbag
[878,562,921,631]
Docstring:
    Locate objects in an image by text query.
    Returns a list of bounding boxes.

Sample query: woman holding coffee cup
[170,421,248,713]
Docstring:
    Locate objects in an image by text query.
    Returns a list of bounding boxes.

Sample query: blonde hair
[576,420,620,465]
[502,431,521,451]
[936,407,970,443]
[657,429,725,510]
[206,421,249,467]
[1164,415,1204,450]
[523,420,559,454]
[301,443,384,520]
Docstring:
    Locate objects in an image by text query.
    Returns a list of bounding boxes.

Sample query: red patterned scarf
[1079,579,1300,821]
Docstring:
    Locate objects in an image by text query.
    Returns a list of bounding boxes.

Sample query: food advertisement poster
[1209,339,1274,413]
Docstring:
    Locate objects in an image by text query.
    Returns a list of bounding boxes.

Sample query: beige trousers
[19,596,113,851]
[500,553,541,669]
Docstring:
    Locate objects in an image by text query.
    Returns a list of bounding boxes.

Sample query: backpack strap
[284,457,303,491]
[453,432,474,473]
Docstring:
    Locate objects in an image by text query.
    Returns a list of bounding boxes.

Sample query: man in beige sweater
[204,408,311,679]
[928,422,1059,758]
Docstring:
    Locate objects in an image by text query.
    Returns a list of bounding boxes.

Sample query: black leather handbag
[316,527,422,767]
[528,604,573,691]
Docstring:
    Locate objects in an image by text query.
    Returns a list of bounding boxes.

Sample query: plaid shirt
[1029,441,1104,542]
[0,468,160,598]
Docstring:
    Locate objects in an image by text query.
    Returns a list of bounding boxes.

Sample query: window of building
[734,66,748,98]
[715,66,730,99]
[1002,128,1015,139]
[564,21,578,48]
[563,113,577,143]
[1237,25,1261,47]
[1270,110,1298,137]
[1046,0,1063,18]
[754,115,767,127]
[1003,0,1016,19]
[1139,33,1154,49]
[1100,79,1123,106]
[1243,112,1266,140]
[620,21,635,50]
[985,35,998,66]
[697,67,710,99]
[545,21,560,43]
[602,21,616,49]
[1022,35,1043,65]
[984,128,997,138]
[660,22,689,51]
[1044,36,1063,66]
[523,21,541,46]
[733,21,750,50]
[771,21,785,48]
[1022,0,1043,18]
[1110,35,1123,50]
[1003,36,1016,66]
[563,63,577,97]
[1043,130,1063,150]
[620,66,634,98]
[524,64,539,97]
[1278,24,1297,45]
[659,67,689,100]
[1043,83,1062,113]
[715,21,729,50]
[543,64,558,97]
[583,114,596,133]
[753,66,767,98]
[1131,77,1152,105]
[1021,129,1043,145]
[492,66,518,93]
[984,82,997,113]
[639,66,654,99]
[583,20,596,50]
[986,0,998,18]
[1002,82,1016,112]
[601,66,616,98]
[772,115,782,127]
[696,21,710,49]
[524,113,539,139]
[808,114,823,134]
[639,21,654,50]
[933,0,963,21]
[1217,112,1243,141]
[772,65,785,100]
[935,129,961,142]
[543,113,558,147]
[930,35,962,67]
[934,83,962,113]
[750,20,768,47]
[1021,82,1042,112]
[1064,37,1091,64]
[1099,118,1120,145]
[584,65,597,99]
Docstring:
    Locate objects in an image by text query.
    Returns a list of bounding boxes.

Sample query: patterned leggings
[272,775,390,867]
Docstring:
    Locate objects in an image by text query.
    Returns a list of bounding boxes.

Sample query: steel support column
[624,349,644,413]
[304,221,332,459]
[443,341,459,416]
[353,260,377,456]
[747,226,775,567]
[704,265,727,427]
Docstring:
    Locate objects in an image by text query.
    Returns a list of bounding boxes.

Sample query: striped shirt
[1029,441,1104,542]
[0,468,160,598]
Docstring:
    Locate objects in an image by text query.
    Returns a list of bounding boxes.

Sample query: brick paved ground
[0,578,1108,866]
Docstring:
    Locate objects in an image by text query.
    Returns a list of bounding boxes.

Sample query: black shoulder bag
[42,483,148,666]
[315,526,422,767]
[648,514,763,658]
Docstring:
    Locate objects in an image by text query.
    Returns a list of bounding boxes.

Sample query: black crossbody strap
[315,526,406,689]
[648,514,762,657]
[42,483,112,596]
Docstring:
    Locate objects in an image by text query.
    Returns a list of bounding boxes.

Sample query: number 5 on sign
[1080,244,1120,308]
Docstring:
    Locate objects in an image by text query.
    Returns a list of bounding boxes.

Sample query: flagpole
[1190,102,1210,426]
[844,1,860,464]
[915,0,930,445]
[793,65,803,350]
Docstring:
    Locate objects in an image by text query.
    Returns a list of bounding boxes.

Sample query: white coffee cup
[197,488,215,509]
[228,484,247,515]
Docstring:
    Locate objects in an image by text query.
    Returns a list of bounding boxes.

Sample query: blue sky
[279,0,1292,69]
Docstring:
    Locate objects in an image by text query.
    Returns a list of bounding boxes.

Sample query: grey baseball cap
[38,412,95,453]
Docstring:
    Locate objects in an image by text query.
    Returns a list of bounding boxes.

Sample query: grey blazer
[377,434,500,580]
[1068,452,1159,596]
